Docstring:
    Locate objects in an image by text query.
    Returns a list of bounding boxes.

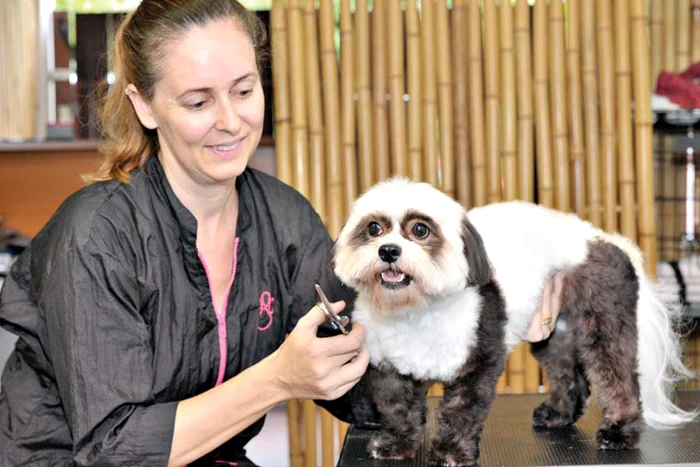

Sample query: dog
[333,177,697,467]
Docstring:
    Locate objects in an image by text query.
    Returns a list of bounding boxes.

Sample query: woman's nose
[215,100,243,133]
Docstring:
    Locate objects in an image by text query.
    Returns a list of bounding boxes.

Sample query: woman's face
[133,18,265,187]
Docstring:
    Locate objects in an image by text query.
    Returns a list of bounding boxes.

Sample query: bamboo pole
[498,0,524,395]
[286,399,303,467]
[468,0,487,207]
[500,0,517,202]
[319,0,344,238]
[356,0,374,192]
[436,0,454,199]
[287,0,309,198]
[302,400,316,467]
[533,0,553,208]
[483,0,502,205]
[422,0,439,187]
[340,0,358,210]
[388,0,408,177]
[597,0,617,233]
[614,0,637,241]
[549,0,570,213]
[406,0,423,183]
[692,0,700,64]
[372,0,391,182]
[304,2,327,225]
[582,0,602,227]
[515,0,534,204]
[650,0,664,87]
[631,0,658,278]
[663,0,677,72]
[320,409,334,467]
[452,0,471,208]
[271,1,292,187]
[677,0,691,72]
[657,135,675,263]
[567,0,587,220]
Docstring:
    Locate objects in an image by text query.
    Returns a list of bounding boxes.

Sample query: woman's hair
[88,0,268,183]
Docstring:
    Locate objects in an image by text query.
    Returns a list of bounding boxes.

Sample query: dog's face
[334,177,491,315]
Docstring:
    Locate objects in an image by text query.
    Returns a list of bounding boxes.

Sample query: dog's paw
[429,438,479,467]
[368,433,418,460]
[532,402,575,429]
[596,420,642,450]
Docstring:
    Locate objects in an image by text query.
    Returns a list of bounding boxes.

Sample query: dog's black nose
[378,244,402,263]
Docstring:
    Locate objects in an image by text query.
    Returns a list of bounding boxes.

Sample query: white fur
[353,288,482,382]
[336,177,698,430]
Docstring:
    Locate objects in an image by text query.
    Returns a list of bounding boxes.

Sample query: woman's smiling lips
[207,140,242,159]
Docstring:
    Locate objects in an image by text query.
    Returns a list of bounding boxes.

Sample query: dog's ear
[461,216,491,286]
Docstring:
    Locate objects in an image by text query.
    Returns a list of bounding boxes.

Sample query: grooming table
[337,391,700,466]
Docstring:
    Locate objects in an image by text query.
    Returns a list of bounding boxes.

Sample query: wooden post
[355,0,374,192]
[372,0,391,182]
[287,0,309,198]
[436,0,455,198]
[406,0,424,182]
[630,0,658,278]
[270,0,292,187]
[468,0,487,206]
[567,0,587,220]
[597,0,617,233]
[388,0,408,177]
[500,0,517,202]
[533,0,553,208]
[319,0,344,238]
[582,0,602,227]
[452,0,471,207]
[549,0,570,212]
[515,0,534,204]
[422,0,439,187]
[614,0,638,241]
[483,0,502,204]
[340,0,358,209]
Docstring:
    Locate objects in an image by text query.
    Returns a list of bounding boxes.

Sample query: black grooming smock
[0,155,368,466]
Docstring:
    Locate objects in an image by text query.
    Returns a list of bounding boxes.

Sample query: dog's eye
[412,223,429,239]
[368,221,383,237]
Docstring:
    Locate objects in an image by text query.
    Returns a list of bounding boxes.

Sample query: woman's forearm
[167,353,288,466]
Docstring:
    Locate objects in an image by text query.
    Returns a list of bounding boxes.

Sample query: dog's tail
[606,233,698,428]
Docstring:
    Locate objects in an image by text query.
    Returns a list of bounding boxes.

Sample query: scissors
[315,284,350,335]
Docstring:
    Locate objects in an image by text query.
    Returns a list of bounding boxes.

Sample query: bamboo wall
[270,1,668,465]
[0,0,40,141]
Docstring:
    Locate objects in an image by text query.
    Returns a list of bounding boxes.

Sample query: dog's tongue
[381,270,405,282]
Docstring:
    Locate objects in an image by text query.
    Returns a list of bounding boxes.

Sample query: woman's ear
[125,85,158,130]
[461,216,492,286]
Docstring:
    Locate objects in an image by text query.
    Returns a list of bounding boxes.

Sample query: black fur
[364,280,507,466]
[531,240,642,449]
[461,217,492,286]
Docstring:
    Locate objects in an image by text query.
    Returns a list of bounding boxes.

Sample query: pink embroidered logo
[257,291,275,331]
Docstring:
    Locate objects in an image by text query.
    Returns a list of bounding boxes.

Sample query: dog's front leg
[366,363,431,460]
[430,284,507,467]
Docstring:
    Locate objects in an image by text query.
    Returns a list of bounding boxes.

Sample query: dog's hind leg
[530,321,591,429]
[365,363,431,460]
[565,240,643,450]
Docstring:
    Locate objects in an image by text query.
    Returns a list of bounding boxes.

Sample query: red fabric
[655,62,700,110]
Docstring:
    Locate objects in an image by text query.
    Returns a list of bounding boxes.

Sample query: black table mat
[338,391,700,466]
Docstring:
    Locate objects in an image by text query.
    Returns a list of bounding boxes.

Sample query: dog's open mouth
[379,267,412,289]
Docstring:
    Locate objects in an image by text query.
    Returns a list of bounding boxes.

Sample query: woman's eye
[238,89,253,98]
[186,101,207,110]
[368,222,383,237]
[412,223,429,239]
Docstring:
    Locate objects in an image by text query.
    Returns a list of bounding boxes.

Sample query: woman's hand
[271,301,370,401]
[526,271,564,342]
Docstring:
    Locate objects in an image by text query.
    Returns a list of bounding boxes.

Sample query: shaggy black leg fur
[531,319,591,429]
[429,281,508,467]
[365,363,432,460]
[537,240,643,450]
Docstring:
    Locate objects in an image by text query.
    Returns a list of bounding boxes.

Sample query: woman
[0,1,370,465]
[0,1,561,465]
